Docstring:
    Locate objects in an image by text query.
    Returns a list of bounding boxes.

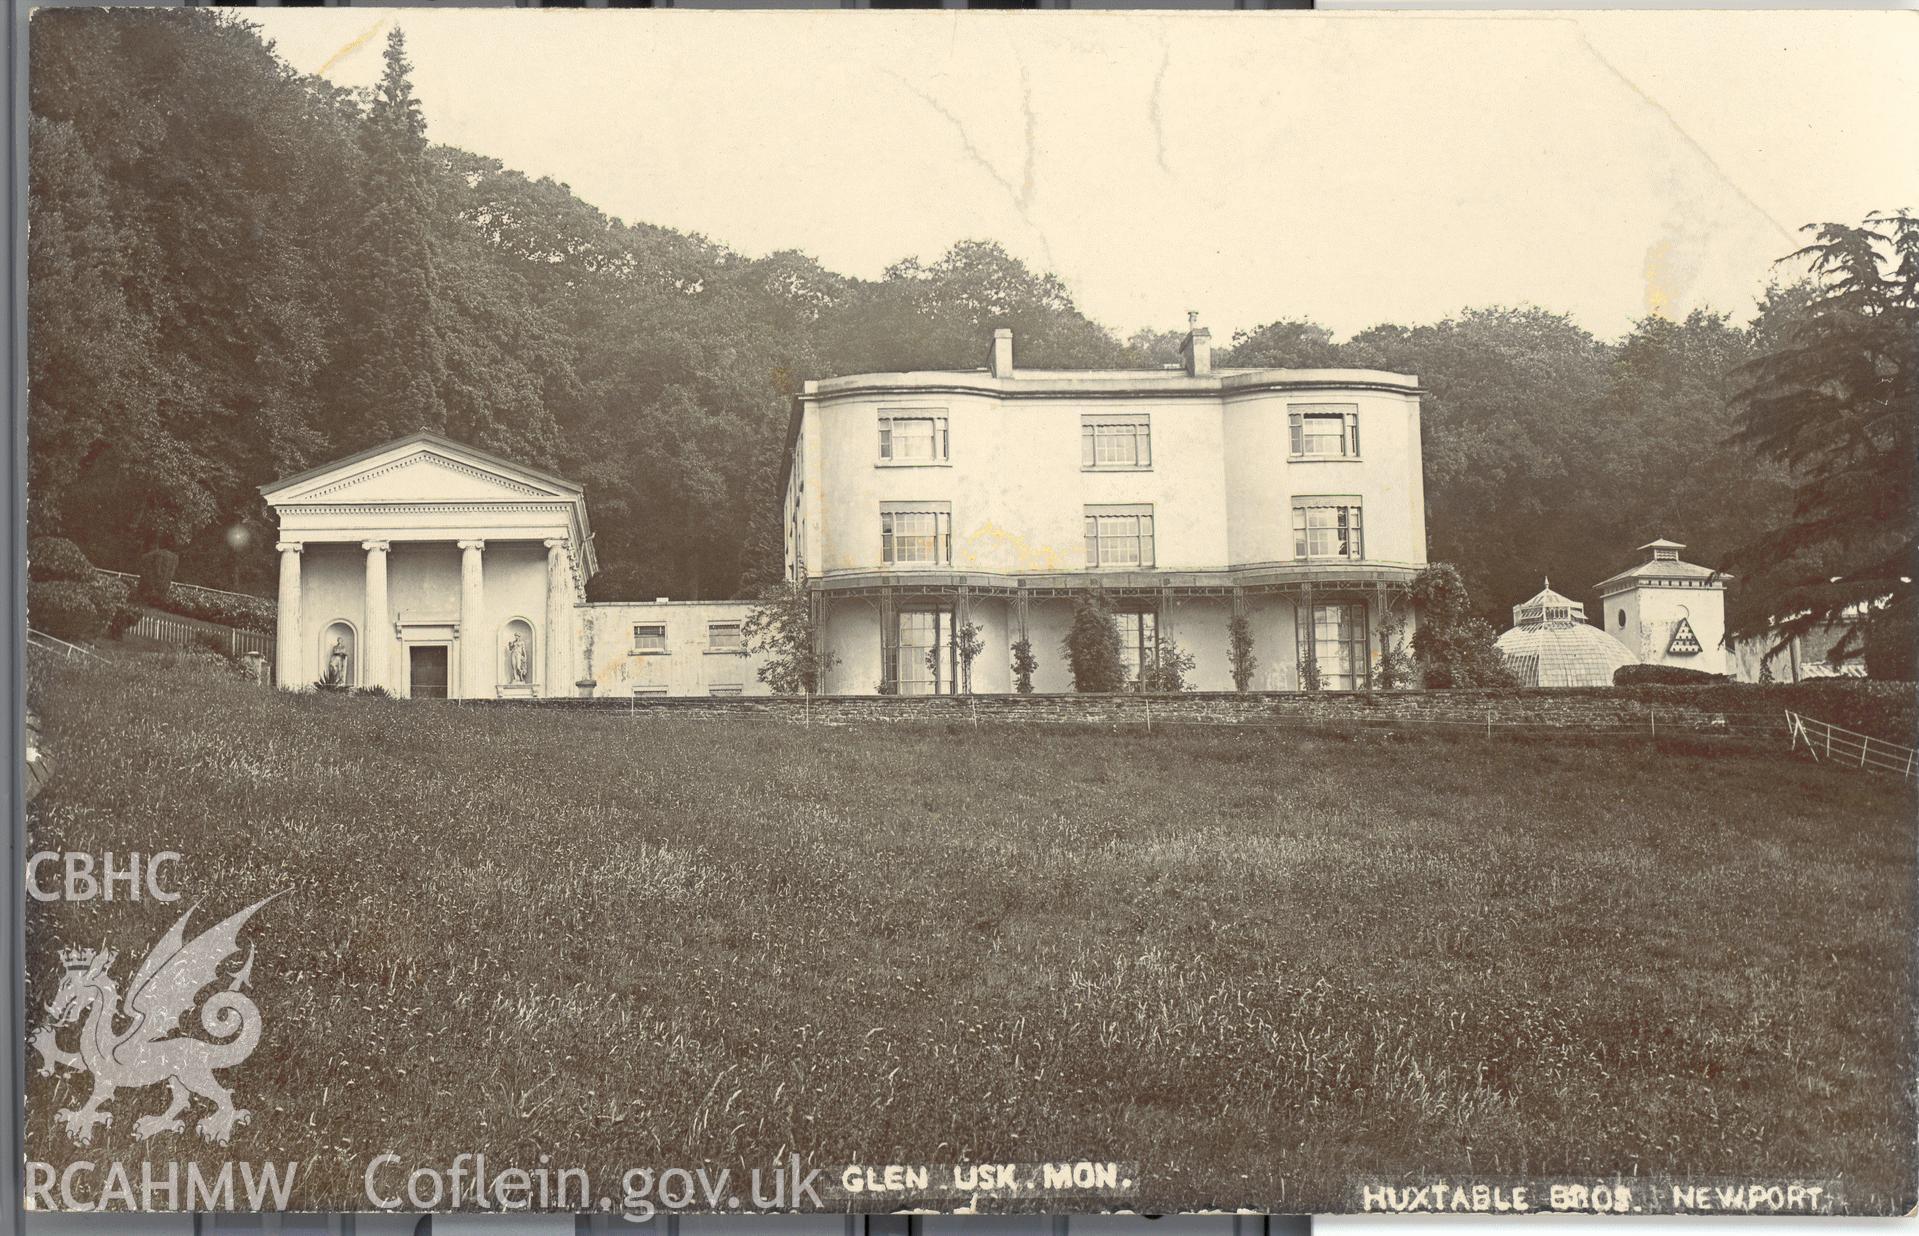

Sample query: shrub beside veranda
[1137,638,1197,693]
[1410,563,1519,688]
[1064,592,1126,692]
[1011,638,1038,694]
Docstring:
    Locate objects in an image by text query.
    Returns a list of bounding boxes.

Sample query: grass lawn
[24,656,1917,1214]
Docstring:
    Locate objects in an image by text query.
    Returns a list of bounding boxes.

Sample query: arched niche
[499,617,537,690]
[319,620,356,688]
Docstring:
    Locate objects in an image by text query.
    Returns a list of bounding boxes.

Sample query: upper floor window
[706,621,745,652]
[1081,413,1151,470]
[1293,497,1363,561]
[881,502,953,566]
[879,413,949,464]
[1084,504,1155,569]
[633,623,668,653]
[1290,404,1360,459]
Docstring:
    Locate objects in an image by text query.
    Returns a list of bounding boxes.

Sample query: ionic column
[543,538,570,696]
[458,539,486,698]
[275,541,303,689]
[362,540,390,691]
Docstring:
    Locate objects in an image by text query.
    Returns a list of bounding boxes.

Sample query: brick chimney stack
[1181,311,1212,376]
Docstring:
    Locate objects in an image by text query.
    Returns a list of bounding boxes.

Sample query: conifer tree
[334,27,447,444]
[1727,213,1917,677]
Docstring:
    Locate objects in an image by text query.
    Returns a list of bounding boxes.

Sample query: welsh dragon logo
[32,893,283,1146]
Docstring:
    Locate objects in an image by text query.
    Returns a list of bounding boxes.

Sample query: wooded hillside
[29,8,1805,621]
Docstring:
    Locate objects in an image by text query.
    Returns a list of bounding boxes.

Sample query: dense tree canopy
[1216,306,1795,623]
[26,8,1854,641]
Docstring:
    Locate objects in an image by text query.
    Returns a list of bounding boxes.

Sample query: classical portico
[259,433,596,698]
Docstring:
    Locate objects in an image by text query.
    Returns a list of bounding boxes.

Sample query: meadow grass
[23,656,1916,1213]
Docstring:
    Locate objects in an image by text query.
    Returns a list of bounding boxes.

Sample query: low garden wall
[487,680,1916,741]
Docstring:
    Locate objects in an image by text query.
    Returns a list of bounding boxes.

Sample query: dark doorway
[409,646,450,699]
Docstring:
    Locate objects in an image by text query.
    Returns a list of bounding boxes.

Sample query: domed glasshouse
[1496,581,1640,687]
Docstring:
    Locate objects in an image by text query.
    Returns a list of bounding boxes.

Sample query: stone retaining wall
[476,681,1919,738]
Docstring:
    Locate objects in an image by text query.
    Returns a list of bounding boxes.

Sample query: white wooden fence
[131,608,276,663]
[1785,709,1917,779]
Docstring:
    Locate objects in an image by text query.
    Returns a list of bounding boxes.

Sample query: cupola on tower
[1594,538,1730,676]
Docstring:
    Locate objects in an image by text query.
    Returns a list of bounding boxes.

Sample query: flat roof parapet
[807,366,1422,400]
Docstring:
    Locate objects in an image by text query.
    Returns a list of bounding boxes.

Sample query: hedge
[29,580,110,641]
[28,537,95,584]
[26,539,135,643]
[151,587,276,635]
[1598,680,1910,744]
[1336,680,1914,744]
[1614,663,1729,686]
[31,574,131,644]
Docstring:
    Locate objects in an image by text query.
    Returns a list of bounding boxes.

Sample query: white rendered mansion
[264,323,1429,697]
[782,323,1427,694]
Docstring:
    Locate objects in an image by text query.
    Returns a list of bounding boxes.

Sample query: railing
[131,608,276,662]
[1785,709,1918,779]
[26,629,105,663]
[95,568,275,613]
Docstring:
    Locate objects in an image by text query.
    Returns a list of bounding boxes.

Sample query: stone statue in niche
[506,631,531,685]
[323,637,350,686]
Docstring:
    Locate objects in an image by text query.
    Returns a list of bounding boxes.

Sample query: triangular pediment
[263,435,579,507]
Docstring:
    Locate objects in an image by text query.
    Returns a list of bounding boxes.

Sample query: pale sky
[250,9,1918,343]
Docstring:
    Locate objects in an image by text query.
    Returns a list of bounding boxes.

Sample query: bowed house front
[780,323,1430,694]
[259,434,595,699]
